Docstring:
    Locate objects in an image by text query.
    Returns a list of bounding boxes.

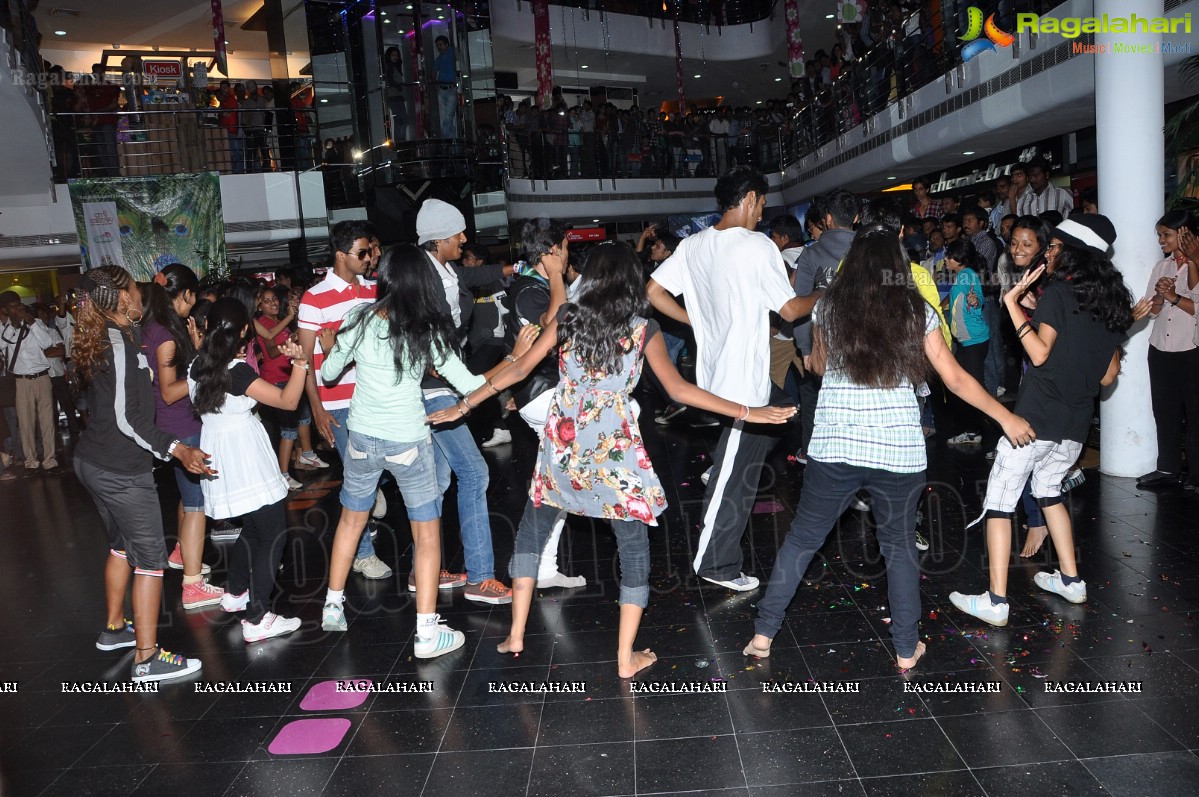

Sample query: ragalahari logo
[960,7,1015,61]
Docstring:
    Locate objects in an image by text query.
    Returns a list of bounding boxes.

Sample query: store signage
[143,61,183,80]
[566,227,606,242]
[929,140,1064,195]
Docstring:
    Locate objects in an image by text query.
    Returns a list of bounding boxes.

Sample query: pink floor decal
[299,679,372,711]
[752,499,786,514]
[267,718,352,755]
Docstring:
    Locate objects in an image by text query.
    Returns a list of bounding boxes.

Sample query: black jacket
[74,322,176,474]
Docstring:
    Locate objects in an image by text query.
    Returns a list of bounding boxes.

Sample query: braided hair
[72,266,135,387]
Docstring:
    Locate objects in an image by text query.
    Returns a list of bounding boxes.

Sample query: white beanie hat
[416,199,466,245]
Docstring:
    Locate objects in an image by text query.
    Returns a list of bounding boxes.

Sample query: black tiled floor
[4,423,1199,796]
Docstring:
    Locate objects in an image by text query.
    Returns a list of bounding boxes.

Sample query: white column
[1096,0,1164,478]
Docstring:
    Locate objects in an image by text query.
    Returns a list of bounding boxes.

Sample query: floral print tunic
[530,316,667,524]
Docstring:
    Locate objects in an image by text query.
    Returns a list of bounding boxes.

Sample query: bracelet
[457,402,469,416]
[1169,295,1181,306]
[486,378,500,394]
[1018,326,1033,339]
[168,439,180,457]
[461,394,477,411]
[739,404,750,421]
[1015,321,1030,336]
[290,359,310,371]
[503,354,517,363]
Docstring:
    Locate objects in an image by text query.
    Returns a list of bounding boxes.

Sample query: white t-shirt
[652,226,796,405]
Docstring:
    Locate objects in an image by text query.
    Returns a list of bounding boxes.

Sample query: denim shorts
[173,432,205,513]
[340,431,440,520]
[273,381,313,441]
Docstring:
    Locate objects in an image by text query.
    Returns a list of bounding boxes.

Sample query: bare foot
[618,648,657,678]
[743,634,772,658]
[497,636,524,655]
[896,641,926,671]
[1020,526,1049,558]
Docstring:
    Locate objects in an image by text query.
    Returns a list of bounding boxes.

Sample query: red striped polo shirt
[297,271,376,410]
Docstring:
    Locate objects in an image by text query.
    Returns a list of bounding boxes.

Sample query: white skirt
[200,415,288,519]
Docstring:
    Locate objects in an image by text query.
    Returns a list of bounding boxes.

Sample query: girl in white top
[189,297,308,643]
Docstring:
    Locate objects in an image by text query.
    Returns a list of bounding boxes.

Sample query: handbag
[0,325,28,408]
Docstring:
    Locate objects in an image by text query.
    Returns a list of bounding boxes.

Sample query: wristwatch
[168,440,181,457]
[1170,295,1181,306]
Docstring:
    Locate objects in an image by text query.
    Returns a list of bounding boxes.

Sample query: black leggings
[225,499,288,624]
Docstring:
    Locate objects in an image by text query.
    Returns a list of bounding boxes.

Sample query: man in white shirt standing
[0,292,62,472]
[1016,158,1074,219]
[647,168,818,591]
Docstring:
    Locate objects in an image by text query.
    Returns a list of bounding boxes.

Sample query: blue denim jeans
[329,407,375,560]
[341,432,439,520]
[423,393,495,583]
[754,459,924,658]
[509,501,650,607]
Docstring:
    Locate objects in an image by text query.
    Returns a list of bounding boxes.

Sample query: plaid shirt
[808,305,940,473]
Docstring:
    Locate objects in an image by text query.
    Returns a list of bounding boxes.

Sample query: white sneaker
[700,466,713,486]
[298,451,330,469]
[284,474,303,491]
[242,612,302,643]
[220,590,249,613]
[322,602,347,632]
[353,554,393,580]
[947,432,982,446]
[481,428,512,448]
[995,386,1007,398]
[850,495,871,512]
[1033,570,1087,604]
[701,573,760,592]
[414,615,466,659]
[371,489,388,519]
[949,591,1009,627]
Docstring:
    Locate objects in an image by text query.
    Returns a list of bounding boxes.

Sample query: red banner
[533,0,552,108]
[784,0,804,78]
[566,227,607,242]
[211,0,228,77]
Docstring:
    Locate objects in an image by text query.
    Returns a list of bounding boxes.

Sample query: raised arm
[246,340,308,410]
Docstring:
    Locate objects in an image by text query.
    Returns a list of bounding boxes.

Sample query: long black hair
[1046,244,1134,334]
[336,243,458,377]
[191,297,252,415]
[821,225,929,388]
[559,241,650,373]
[144,263,199,369]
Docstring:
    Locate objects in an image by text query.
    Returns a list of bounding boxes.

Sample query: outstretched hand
[426,405,465,425]
[512,324,540,359]
[746,405,798,425]
[279,340,305,360]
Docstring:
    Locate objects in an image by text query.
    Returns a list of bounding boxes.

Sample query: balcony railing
[504,0,1063,187]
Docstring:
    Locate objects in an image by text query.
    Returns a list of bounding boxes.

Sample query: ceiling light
[580,64,588,69]
[54,30,66,36]
[592,219,600,223]
[826,13,834,18]
[406,4,413,8]
[320,98,329,103]
[886,176,897,180]
[693,74,701,78]
[436,6,442,9]
[384,19,391,23]
[437,15,444,19]
[774,77,782,82]
[755,100,762,104]
[962,150,976,155]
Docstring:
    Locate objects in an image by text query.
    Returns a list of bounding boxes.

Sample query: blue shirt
[435,47,456,83]
[948,267,989,346]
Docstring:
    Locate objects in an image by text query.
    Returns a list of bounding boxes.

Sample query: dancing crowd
[4,165,1195,684]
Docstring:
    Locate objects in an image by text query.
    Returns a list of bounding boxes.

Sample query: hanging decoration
[532,0,553,109]
[836,0,865,24]
[784,0,804,77]
[673,1,685,114]
[211,0,228,76]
